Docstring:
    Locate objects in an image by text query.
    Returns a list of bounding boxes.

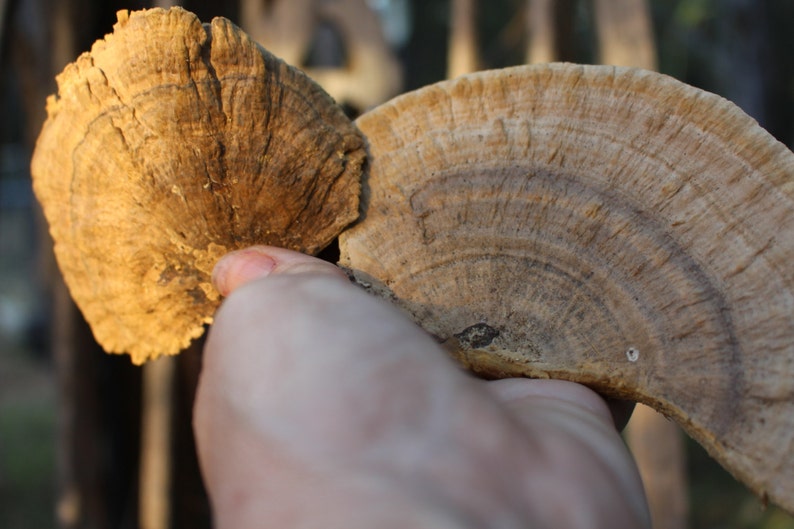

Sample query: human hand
[193,246,650,528]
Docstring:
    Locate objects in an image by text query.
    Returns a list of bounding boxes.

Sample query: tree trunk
[593,0,657,69]
[525,0,555,63]
[239,0,315,66]
[241,0,401,113]
[13,2,145,527]
[447,0,479,78]
[139,357,176,529]
[306,0,403,112]
[712,0,768,131]
[525,0,576,64]
[171,345,211,529]
[626,405,689,529]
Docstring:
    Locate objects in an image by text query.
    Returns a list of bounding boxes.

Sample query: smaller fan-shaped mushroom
[339,63,794,513]
[31,7,366,364]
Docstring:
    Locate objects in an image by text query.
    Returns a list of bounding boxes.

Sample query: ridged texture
[31,8,365,364]
[339,63,794,513]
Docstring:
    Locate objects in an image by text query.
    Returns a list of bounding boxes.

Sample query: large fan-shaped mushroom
[31,7,365,364]
[339,63,794,512]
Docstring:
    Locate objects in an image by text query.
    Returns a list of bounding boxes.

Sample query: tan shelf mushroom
[338,63,794,513]
[31,7,366,364]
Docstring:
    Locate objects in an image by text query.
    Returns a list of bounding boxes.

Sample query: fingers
[486,378,651,528]
[487,378,636,430]
[487,378,615,426]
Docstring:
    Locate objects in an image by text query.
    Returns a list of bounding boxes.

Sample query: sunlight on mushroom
[31,8,366,364]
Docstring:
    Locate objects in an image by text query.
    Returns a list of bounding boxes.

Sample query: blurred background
[1,0,792,528]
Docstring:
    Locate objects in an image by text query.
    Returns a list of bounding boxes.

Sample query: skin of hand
[193,246,651,529]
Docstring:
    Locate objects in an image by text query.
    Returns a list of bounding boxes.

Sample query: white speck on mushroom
[626,347,639,362]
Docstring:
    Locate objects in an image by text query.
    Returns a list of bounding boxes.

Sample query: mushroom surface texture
[31,7,365,364]
[338,63,794,513]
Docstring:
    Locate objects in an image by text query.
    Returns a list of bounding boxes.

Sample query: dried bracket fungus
[31,8,365,364]
[339,64,794,512]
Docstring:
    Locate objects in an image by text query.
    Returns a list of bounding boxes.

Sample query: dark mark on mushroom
[187,286,207,304]
[455,323,500,349]
[158,265,178,285]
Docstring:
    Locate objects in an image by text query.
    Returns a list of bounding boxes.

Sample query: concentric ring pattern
[339,63,794,512]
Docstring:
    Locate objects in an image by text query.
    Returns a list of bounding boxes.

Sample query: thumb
[211,245,347,296]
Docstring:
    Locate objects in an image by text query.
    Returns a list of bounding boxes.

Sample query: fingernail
[212,249,277,296]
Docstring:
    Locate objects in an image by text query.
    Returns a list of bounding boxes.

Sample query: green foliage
[0,382,56,529]
[687,438,794,529]
[673,0,715,28]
